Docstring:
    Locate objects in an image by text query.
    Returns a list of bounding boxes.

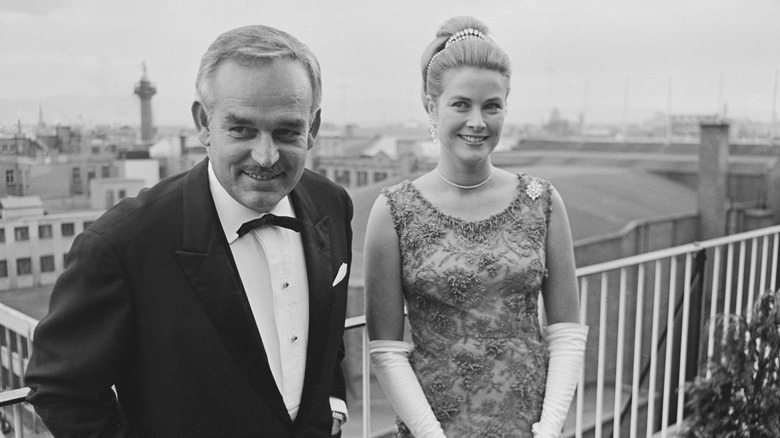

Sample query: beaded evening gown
[382,174,553,438]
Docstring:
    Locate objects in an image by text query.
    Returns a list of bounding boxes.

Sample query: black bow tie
[236,214,304,237]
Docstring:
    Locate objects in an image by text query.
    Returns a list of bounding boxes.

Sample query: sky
[1,0,779,129]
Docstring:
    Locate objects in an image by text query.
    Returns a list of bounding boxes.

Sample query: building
[0,196,103,290]
[89,178,146,209]
[0,133,49,159]
[35,125,82,155]
[313,134,437,190]
[0,126,51,197]
[149,132,207,179]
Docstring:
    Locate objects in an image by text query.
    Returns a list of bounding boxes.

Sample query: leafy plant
[682,289,780,438]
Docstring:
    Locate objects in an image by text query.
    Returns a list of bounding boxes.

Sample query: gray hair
[420,16,511,112]
[195,25,322,117]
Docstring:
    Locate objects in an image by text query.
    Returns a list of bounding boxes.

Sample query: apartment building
[0,196,103,290]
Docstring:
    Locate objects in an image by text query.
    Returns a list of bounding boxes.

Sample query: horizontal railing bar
[0,387,29,407]
[576,225,780,276]
[344,314,366,329]
[0,302,39,335]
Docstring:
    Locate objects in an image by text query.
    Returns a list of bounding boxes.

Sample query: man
[25,25,352,437]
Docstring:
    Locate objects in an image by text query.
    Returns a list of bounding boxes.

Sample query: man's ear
[191,100,211,146]
[307,109,322,150]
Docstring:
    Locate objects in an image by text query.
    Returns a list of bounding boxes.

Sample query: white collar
[208,162,296,244]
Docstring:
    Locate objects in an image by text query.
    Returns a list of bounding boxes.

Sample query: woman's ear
[425,94,436,116]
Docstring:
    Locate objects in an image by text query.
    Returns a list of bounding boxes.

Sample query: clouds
[1,0,778,127]
[0,0,67,16]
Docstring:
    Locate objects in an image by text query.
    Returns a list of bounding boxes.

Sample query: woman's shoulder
[511,172,554,201]
[380,179,417,201]
[513,171,549,186]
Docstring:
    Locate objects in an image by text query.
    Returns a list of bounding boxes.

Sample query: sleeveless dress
[381,174,553,438]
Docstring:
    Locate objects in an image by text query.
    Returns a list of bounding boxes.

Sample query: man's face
[194,58,317,213]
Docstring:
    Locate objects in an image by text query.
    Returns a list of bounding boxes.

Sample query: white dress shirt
[207,164,347,423]
[208,164,313,421]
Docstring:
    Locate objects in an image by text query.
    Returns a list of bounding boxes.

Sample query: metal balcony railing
[1,224,779,438]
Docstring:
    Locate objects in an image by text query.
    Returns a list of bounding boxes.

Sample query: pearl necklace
[436,166,494,190]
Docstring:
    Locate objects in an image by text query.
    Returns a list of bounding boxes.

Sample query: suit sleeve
[330,189,353,407]
[25,230,134,438]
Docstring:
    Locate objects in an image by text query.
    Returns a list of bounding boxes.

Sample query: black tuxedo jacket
[25,159,353,437]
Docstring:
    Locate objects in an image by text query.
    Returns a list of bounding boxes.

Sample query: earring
[429,117,438,142]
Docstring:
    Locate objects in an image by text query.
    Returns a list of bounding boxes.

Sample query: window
[40,255,55,273]
[16,258,32,276]
[101,165,111,178]
[374,172,388,183]
[63,253,69,269]
[72,167,81,183]
[334,170,350,186]
[61,223,75,237]
[39,224,53,239]
[91,146,100,155]
[0,260,7,278]
[118,190,126,199]
[5,170,15,186]
[84,221,94,230]
[357,171,368,187]
[0,228,4,243]
[14,226,29,242]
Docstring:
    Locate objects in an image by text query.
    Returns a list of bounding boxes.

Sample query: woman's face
[430,67,508,166]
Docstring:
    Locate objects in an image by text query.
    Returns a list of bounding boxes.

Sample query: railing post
[12,402,23,438]
[575,277,588,438]
[362,327,371,438]
[686,250,707,385]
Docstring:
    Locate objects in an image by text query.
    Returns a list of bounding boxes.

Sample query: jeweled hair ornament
[426,28,487,75]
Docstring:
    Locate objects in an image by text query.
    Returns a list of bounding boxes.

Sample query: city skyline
[1,0,779,129]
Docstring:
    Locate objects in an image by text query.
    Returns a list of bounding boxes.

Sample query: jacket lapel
[173,160,291,425]
[288,181,334,417]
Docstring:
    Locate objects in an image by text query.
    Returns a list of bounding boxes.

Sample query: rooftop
[0,195,44,210]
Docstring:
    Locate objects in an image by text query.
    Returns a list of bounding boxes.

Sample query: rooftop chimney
[698,122,729,240]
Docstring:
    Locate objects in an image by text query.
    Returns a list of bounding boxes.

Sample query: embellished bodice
[382,174,553,437]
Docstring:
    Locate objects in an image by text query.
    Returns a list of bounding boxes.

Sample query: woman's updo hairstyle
[421,16,512,113]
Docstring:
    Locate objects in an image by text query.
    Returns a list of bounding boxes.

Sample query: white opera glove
[532,322,589,438]
[369,340,446,438]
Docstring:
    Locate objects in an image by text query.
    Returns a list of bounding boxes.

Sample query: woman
[364,16,588,437]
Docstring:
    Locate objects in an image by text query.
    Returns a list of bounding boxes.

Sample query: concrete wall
[118,159,160,189]
[574,213,700,269]
[27,158,115,197]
